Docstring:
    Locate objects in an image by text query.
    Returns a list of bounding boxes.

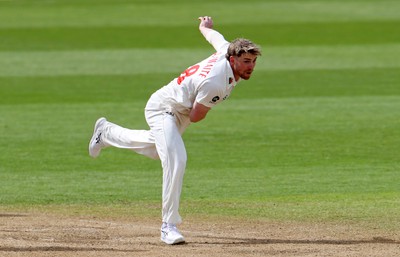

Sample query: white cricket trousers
[100,94,190,225]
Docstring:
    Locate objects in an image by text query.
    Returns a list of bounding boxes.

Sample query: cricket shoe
[88,117,107,158]
[161,223,185,245]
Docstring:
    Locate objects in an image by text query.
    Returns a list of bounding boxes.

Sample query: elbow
[190,102,210,123]
[189,111,208,123]
[189,115,197,123]
[189,114,205,123]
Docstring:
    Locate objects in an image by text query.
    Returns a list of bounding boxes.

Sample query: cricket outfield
[0,0,399,256]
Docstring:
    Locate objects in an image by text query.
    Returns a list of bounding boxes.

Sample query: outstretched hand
[198,16,213,29]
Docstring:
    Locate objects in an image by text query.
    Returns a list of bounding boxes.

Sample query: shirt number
[177,65,200,85]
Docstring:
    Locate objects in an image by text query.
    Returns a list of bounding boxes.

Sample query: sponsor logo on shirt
[210,96,220,103]
[209,95,230,104]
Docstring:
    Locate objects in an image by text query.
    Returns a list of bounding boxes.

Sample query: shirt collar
[226,60,238,88]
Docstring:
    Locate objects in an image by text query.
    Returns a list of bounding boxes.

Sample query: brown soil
[0,212,399,257]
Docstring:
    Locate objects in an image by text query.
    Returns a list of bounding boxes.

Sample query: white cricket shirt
[153,30,239,116]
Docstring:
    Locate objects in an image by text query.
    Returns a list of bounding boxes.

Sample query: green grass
[0,0,399,231]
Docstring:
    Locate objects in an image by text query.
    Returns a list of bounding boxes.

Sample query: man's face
[230,53,258,81]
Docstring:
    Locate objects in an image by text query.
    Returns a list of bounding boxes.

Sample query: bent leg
[102,120,159,160]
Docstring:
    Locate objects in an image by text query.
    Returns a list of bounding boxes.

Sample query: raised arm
[198,16,229,52]
[198,16,214,37]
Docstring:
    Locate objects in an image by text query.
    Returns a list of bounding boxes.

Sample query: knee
[176,152,187,169]
[167,149,187,172]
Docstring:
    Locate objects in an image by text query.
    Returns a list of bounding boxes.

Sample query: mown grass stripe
[1,20,400,51]
[1,67,399,107]
[0,0,399,28]
[0,44,399,77]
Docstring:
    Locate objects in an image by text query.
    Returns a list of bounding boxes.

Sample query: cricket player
[89,16,261,245]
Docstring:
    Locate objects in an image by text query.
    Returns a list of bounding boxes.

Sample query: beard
[240,70,253,80]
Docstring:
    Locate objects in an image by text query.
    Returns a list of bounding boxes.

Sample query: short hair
[226,38,261,60]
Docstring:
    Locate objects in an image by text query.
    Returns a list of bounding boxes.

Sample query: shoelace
[162,223,179,233]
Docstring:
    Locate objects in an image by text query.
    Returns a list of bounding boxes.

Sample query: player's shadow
[0,246,145,253]
[197,236,400,245]
[0,213,27,217]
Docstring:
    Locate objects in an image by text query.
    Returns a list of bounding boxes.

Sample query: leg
[152,113,187,245]
[102,120,159,159]
[88,117,159,160]
[91,112,188,222]
[151,113,187,225]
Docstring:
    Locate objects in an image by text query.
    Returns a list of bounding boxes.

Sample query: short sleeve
[195,82,224,108]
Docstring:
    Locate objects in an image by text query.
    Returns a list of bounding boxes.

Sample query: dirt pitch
[1,212,399,257]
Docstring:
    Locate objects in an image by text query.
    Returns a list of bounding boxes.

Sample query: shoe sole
[88,117,106,158]
[161,236,185,245]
